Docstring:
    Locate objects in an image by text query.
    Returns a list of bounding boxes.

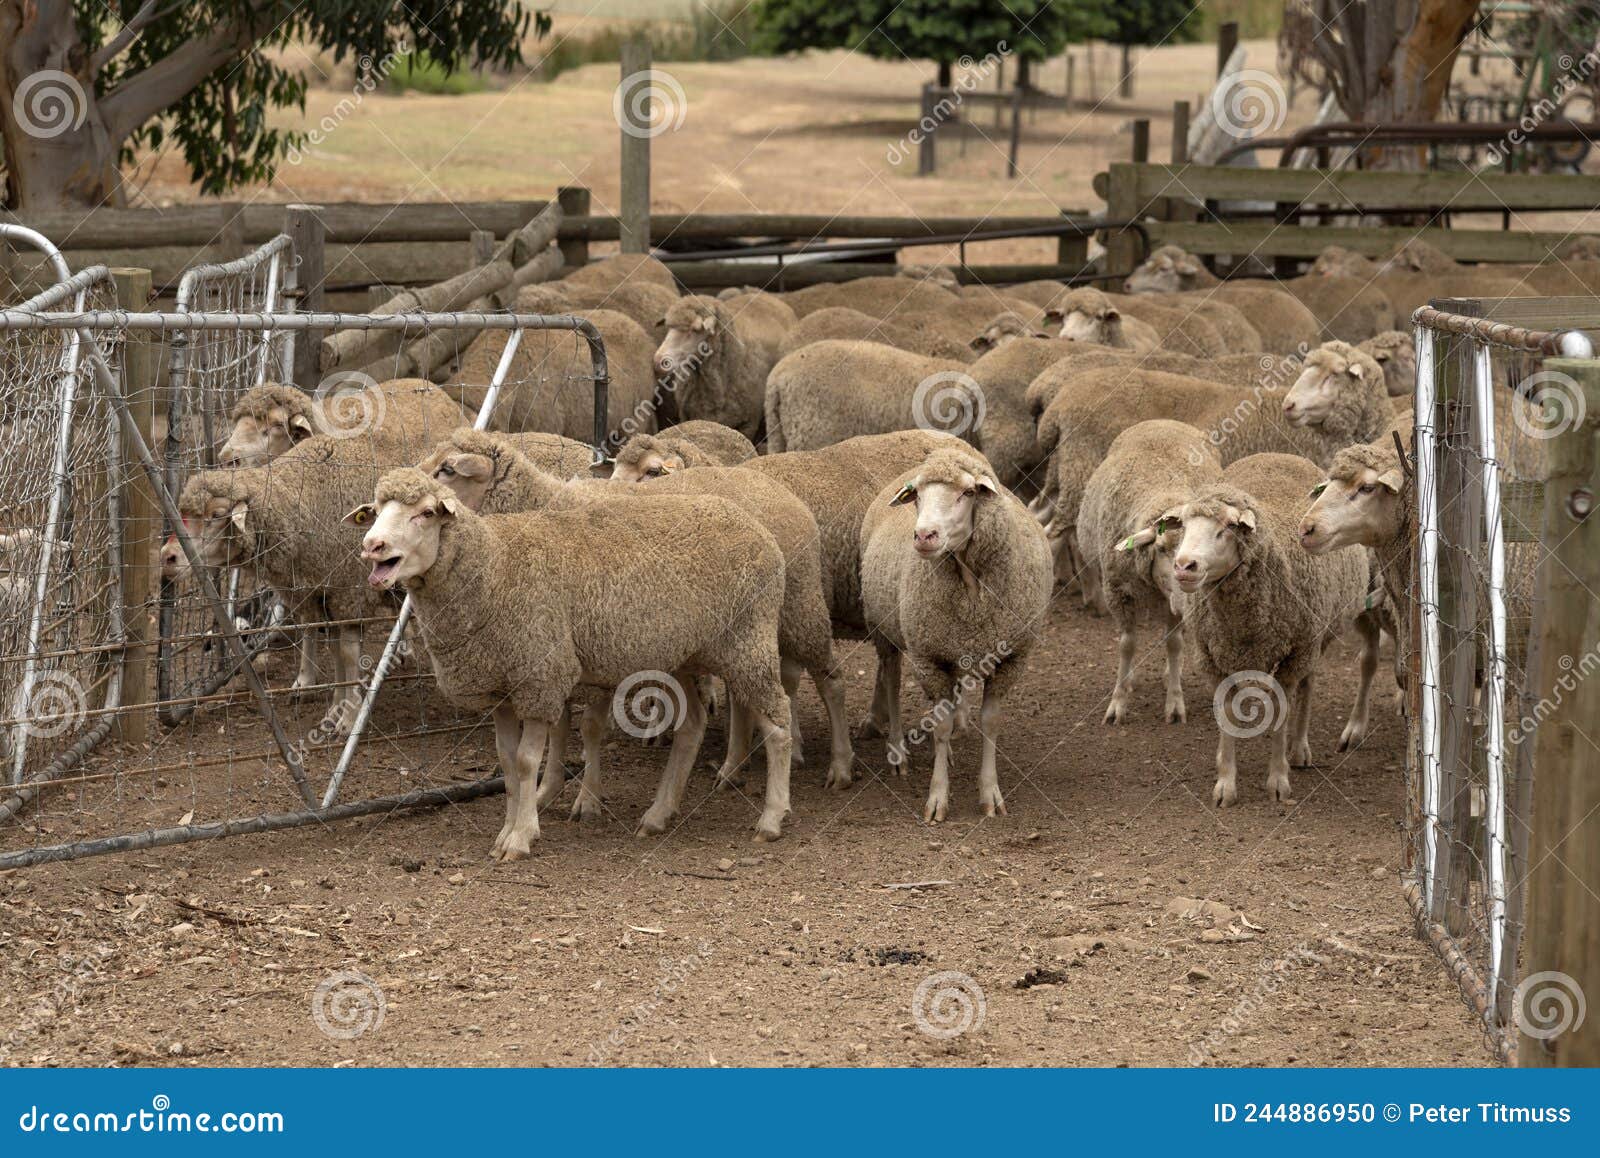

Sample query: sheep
[560,253,678,293]
[763,340,980,454]
[1079,421,1224,725]
[1562,236,1600,261]
[175,433,401,732]
[1024,348,1306,420]
[0,528,49,607]
[419,427,851,791]
[777,306,977,363]
[350,468,795,852]
[608,422,756,482]
[779,276,960,320]
[1122,246,1323,352]
[962,335,1085,493]
[716,291,800,365]
[1100,293,1231,357]
[217,380,468,467]
[859,446,1053,823]
[1158,452,1375,805]
[1042,287,1158,351]
[1283,274,1396,343]
[515,281,679,346]
[1370,242,1526,317]
[653,295,788,439]
[446,308,657,450]
[967,311,1052,354]
[1358,331,1416,396]
[965,280,1063,309]
[1172,296,1263,354]
[1309,246,1379,279]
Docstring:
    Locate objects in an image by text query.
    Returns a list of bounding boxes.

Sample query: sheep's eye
[1357,482,1378,496]
[963,487,975,498]
[418,508,434,520]
[645,467,663,478]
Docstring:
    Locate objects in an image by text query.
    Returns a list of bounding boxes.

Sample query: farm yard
[3,0,1600,1081]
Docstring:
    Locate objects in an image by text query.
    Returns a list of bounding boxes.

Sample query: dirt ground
[2,589,1489,1067]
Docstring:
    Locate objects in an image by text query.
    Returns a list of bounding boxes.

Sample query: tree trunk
[937,60,952,89]
[0,1,123,208]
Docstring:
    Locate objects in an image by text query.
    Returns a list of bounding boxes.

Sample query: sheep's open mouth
[368,557,402,587]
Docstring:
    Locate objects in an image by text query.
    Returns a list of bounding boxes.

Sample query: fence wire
[1409,307,1595,1062]
[0,301,611,870]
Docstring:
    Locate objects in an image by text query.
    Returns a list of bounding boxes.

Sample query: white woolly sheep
[351,467,794,851]
[777,306,978,363]
[515,281,679,347]
[1283,274,1396,343]
[218,380,468,467]
[1357,331,1416,397]
[1122,246,1323,353]
[608,421,757,482]
[779,276,961,320]
[967,312,1053,355]
[1158,452,1375,805]
[654,295,787,439]
[561,254,678,293]
[1043,287,1158,351]
[1080,421,1224,725]
[860,446,1053,823]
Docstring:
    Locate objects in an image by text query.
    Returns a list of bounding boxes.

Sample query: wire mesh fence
[0,289,613,870]
[1409,302,1597,1061]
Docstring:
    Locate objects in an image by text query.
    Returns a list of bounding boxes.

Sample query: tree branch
[99,18,262,143]
[90,0,162,74]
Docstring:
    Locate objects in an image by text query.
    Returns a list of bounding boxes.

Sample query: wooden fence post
[284,204,326,390]
[1520,357,1600,1067]
[619,35,653,255]
[557,185,591,269]
[1119,44,1134,99]
[1217,21,1239,79]
[111,267,157,744]
[469,229,495,269]
[1104,162,1140,279]
[918,84,938,177]
[1006,86,1024,179]
[1171,100,1190,164]
[1131,119,1150,163]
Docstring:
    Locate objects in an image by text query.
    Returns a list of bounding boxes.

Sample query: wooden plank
[556,186,591,268]
[1120,162,1600,212]
[667,260,1089,290]
[285,205,326,391]
[1145,220,1586,264]
[618,35,652,254]
[565,213,1070,243]
[110,268,157,745]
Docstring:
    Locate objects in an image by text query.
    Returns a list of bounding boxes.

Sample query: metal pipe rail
[1412,306,1595,357]
[1210,120,1600,167]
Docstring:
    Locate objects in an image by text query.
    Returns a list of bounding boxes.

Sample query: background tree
[0,1,541,210]
[757,0,1109,87]
[1102,0,1204,98]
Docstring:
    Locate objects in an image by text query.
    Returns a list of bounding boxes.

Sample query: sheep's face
[1363,335,1416,396]
[1123,250,1201,294]
[890,469,997,558]
[176,494,251,572]
[1308,247,1375,279]
[654,313,715,382]
[421,448,496,511]
[1053,305,1119,346]
[1283,351,1369,427]
[1116,514,1187,612]
[157,519,194,583]
[219,406,313,467]
[349,494,458,590]
[613,448,684,482]
[1299,467,1403,554]
[969,314,1045,352]
[1170,504,1256,594]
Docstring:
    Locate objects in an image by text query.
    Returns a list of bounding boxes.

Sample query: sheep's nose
[362,535,388,559]
[218,447,240,466]
[1299,520,1317,540]
[654,355,674,374]
[914,528,940,549]
[1281,399,1297,416]
[1175,556,1199,574]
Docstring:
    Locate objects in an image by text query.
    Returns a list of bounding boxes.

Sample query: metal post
[1414,324,1443,915]
[1217,21,1239,79]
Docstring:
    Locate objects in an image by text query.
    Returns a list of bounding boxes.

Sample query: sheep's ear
[969,334,991,350]
[1103,307,1121,321]
[229,502,249,533]
[451,454,492,481]
[1031,329,1051,340]
[654,316,667,328]
[889,482,917,506]
[1118,527,1159,552]
[1044,306,1064,322]
[1235,509,1258,533]
[438,495,461,520]
[1348,360,1366,381]
[1175,257,1200,276]
[701,314,718,335]
[1309,481,1328,499]
[659,456,684,475]
[589,457,616,479]
[343,503,376,527]
[288,413,315,440]
[974,475,998,497]
[1377,468,1404,494]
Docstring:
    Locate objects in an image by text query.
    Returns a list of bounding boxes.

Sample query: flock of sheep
[150,235,1579,861]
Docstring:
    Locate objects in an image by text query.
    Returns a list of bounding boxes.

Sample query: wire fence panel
[1408,304,1596,1062]
[0,305,610,871]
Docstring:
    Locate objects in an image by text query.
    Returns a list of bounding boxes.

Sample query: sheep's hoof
[635,809,672,837]
[752,821,784,843]
[1337,722,1366,752]
[1290,741,1313,767]
[569,795,603,823]
[857,717,884,740]
[1165,698,1186,724]
[824,763,852,791]
[978,788,1006,817]
[715,766,746,791]
[1212,779,1237,808]
[1267,773,1293,803]
[923,797,948,824]
[1103,700,1129,725]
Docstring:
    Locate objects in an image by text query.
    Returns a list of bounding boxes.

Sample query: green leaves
[756,0,1112,63]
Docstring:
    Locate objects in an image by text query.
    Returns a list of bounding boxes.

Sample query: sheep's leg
[1290,673,1314,770]
[976,682,1007,818]
[1212,726,1238,808]
[1104,604,1137,725]
[781,656,805,768]
[923,712,956,824]
[637,673,709,837]
[1340,614,1381,751]
[1267,687,1297,803]
[491,704,524,858]
[330,624,362,736]
[859,654,891,739]
[749,704,794,842]
[812,665,853,791]
[715,699,752,790]
[879,647,906,774]
[534,702,572,808]
[495,719,549,861]
[571,700,607,822]
[1162,606,1187,724]
[290,626,319,696]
